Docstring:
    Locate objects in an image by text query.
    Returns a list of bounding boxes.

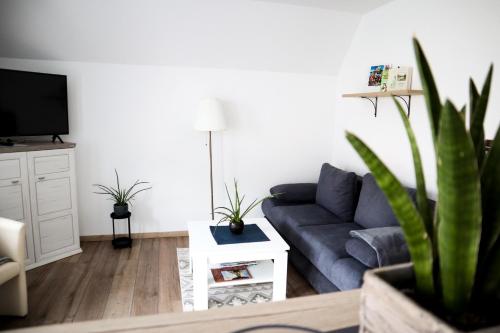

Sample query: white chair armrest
[0,218,26,263]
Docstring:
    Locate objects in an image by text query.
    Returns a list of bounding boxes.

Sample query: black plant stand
[110,212,132,249]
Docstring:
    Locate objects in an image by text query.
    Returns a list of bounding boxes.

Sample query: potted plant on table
[346,38,500,332]
[214,179,273,234]
[93,170,151,216]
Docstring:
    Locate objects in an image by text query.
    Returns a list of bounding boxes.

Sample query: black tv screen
[0,69,69,137]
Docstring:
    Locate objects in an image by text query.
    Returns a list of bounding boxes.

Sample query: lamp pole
[209,130,214,220]
[194,97,225,221]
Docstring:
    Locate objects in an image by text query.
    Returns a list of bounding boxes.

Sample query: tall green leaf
[413,38,441,143]
[241,196,274,219]
[458,104,466,122]
[394,98,433,237]
[234,179,241,216]
[115,169,120,191]
[469,78,479,125]
[437,101,482,314]
[224,183,235,212]
[479,127,500,257]
[346,132,435,297]
[480,241,500,299]
[470,65,493,168]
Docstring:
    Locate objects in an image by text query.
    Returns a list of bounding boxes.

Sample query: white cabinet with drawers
[0,144,81,269]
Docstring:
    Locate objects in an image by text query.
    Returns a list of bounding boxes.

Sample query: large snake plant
[346,38,500,324]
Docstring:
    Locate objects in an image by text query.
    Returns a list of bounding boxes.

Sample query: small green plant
[93,169,151,206]
[214,179,273,229]
[346,38,499,327]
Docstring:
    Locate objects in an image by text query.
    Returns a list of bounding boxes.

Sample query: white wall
[9,0,498,236]
[0,0,358,235]
[333,0,500,196]
[0,57,335,235]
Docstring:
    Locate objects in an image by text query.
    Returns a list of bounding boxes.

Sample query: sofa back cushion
[355,173,410,228]
[315,163,359,222]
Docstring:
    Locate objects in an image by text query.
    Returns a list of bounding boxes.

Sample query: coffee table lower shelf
[207,260,274,288]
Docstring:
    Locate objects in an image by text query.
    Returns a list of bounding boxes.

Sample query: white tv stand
[0,141,81,270]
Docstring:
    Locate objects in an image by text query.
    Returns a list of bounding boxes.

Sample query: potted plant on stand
[346,38,499,332]
[93,170,151,216]
[214,179,273,234]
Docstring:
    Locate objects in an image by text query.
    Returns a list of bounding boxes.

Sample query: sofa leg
[0,271,28,316]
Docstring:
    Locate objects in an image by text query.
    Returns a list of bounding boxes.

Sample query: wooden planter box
[360,263,500,333]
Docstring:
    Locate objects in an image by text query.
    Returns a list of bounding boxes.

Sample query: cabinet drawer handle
[11,180,19,184]
[38,176,46,181]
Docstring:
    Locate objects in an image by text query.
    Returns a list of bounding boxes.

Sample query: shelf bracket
[394,95,412,117]
[361,96,378,117]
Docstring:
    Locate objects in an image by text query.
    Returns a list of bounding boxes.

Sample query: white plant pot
[360,263,500,333]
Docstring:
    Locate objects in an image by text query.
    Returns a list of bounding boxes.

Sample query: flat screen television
[0,68,69,139]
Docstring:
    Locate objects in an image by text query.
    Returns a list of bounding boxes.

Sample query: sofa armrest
[270,183,317,204]
[348,226,409,267]
[0,218,25,263]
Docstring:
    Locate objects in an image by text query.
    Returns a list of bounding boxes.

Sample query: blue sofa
[261,163,419,293]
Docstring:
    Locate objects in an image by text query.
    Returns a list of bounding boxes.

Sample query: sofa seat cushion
[293,223,362,284]
[268,204,346,241]
[316,163,359,222]
[282,204,347,226]
[345,238,378,268]
[329,258,368,290]
[0,262,20,285]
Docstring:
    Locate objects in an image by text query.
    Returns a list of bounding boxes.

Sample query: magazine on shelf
[211,265,252,283]
[380,65,392,92]
[218,261,258,268]
[368,64,385,87]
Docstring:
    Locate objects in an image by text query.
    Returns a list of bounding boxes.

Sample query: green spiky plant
[214,179,274,231]
[93,169,151,206]
[346,38,500,327]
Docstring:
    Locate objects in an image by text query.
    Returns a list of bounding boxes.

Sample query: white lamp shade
[194,98,227,131]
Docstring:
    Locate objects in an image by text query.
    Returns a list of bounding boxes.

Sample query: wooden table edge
[7,290,360,333]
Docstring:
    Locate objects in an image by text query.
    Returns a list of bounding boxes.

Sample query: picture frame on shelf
[387,66,413,91]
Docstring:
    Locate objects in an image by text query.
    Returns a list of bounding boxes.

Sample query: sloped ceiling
[254,0,394,13]
[0,0,376,75]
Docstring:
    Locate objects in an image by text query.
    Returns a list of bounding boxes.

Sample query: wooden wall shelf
[342,89,423,117]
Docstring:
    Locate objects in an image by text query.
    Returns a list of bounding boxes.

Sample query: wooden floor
[0,238,316,331]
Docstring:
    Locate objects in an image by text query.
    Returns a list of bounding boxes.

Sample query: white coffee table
[187,218,290,311]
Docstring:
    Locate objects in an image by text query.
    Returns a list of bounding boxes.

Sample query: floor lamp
[194,98,226,220]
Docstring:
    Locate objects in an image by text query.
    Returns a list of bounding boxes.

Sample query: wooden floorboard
[102,239,142,319]
[131,238,160,316]
[0,237,316,331]
[62,241,100,323]
[25,259,68,326]
[73,241,118,321]
[158,238,182,313]
[41,260,87,325]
